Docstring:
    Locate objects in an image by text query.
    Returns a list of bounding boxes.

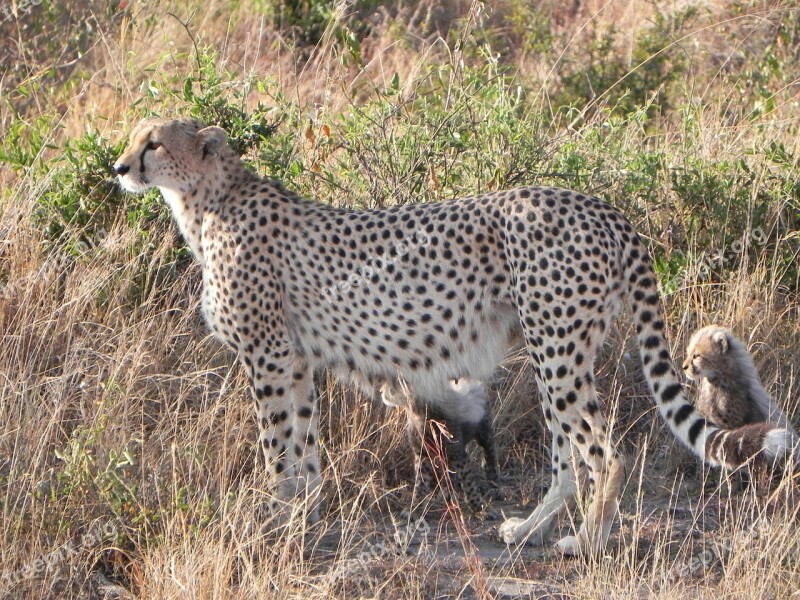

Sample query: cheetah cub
[682,325,795,432]
[380,378,499,511]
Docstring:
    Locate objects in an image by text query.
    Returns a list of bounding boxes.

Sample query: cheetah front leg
[246,337,305,523]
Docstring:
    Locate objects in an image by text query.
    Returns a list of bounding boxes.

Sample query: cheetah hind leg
[498,367,581,546]
[499,422,578,546]
[501,300,625,555]
[550,380,624,556]
[289,359,322,524]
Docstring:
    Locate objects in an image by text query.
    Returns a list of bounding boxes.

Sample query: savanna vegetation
[1,1,799,598]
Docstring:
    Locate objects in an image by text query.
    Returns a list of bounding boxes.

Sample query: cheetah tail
[625,252,798,469]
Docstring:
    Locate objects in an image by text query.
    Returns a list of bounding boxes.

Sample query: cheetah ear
[712,330,729,353]
[196,126,227,159]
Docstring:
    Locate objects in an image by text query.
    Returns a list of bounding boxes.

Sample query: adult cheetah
[113,118,796,555]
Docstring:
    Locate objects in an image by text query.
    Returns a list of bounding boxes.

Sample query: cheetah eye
[146,140,162,151]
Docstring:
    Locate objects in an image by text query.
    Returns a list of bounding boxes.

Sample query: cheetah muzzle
[114,118,798,556]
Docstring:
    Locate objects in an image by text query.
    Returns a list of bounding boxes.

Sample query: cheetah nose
[113,163,130,176]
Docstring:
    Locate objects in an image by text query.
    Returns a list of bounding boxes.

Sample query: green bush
[555,5,697,122]
[298,60,548,209]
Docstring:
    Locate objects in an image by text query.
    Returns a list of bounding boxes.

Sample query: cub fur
[682,325,795,432]
[380,378,499,510]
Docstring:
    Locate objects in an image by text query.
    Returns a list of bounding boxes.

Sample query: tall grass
[1,0,799,598]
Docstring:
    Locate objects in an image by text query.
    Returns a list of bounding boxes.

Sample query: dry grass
[1,1,800,598]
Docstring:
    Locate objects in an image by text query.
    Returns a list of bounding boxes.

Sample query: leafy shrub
[555,5,697,122]
[177,49,281,157]
[502,0,555,54]
[299,60,548,209]
[271,0,383,48]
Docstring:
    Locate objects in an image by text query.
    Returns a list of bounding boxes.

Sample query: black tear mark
[139,147,150,173]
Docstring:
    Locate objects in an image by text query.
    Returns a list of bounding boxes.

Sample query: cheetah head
[682,325,732,382]
[113,118,228,194]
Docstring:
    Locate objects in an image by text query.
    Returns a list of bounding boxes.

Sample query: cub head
[113,118,228,194]
[682,324,734,382]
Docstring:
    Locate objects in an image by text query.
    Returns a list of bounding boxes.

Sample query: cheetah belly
[288,298,520,401]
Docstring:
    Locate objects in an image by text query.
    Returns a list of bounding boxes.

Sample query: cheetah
[682,325,795,431]
[380,378,499,511]
[113,118,797,555]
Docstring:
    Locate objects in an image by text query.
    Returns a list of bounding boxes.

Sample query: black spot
[687,418,706,446]
[673,403,695,426]
[650,362,670,378]
[660,383,682,403]
[643,335,660,349]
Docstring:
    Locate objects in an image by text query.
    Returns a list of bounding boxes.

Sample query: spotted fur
[114,118,797,555]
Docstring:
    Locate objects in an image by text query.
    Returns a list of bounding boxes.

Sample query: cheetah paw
[499,517,547,546]
[499,517,526,544]
[555,535,581,557]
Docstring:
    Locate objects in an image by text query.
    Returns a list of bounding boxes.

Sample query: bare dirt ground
[292,441,799,600]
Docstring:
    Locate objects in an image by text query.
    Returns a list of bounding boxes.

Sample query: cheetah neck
[702,369,748,394]
[160,187,205,262]
[159,153,251,264]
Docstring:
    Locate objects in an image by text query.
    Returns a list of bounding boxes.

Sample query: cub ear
[196,126,227,159]
[712,330,729,353]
